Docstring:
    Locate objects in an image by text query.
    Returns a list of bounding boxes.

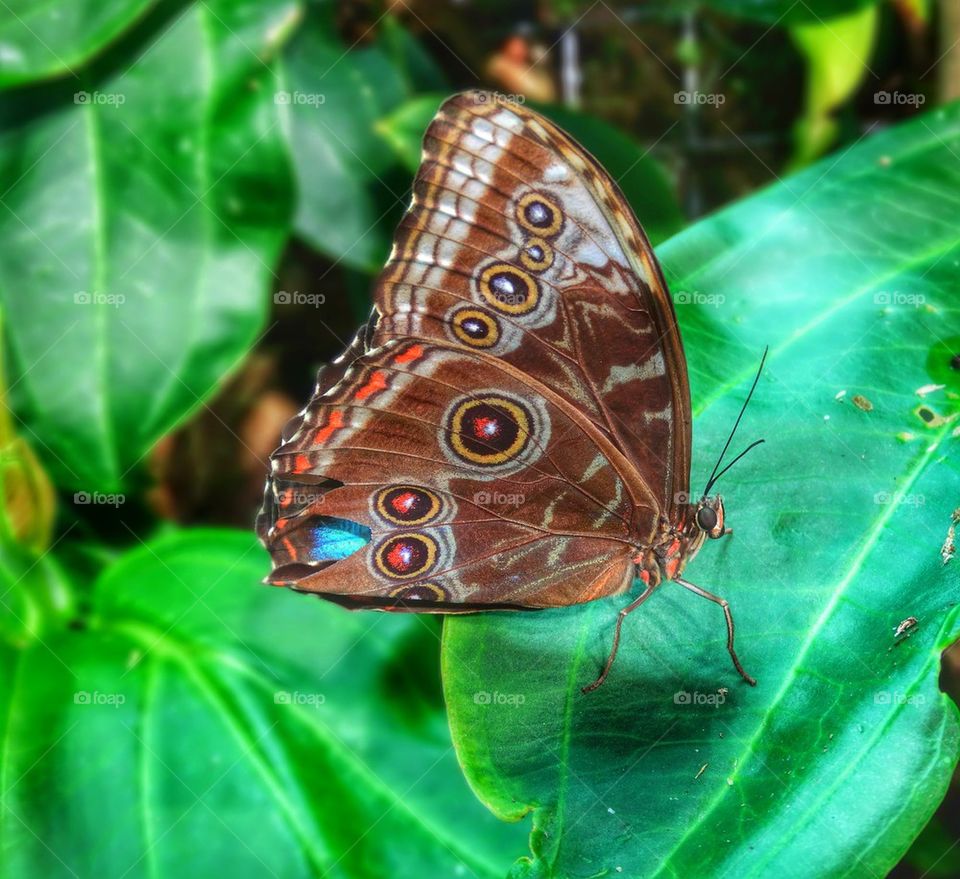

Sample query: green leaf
[1,530,524,877]
[789,4,879,167]
[378,95,684,245]
[0,0,158,88]
[0,0,297,491]
[280,7,446,272]
[442,102,960,878]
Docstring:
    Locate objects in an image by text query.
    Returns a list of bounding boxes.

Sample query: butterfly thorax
[632,489,729,587]
[631,508,703,587]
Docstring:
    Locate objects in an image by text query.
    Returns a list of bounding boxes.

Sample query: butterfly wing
[373,92,692,519]
[259,340,638,608]
[259,92,692,609]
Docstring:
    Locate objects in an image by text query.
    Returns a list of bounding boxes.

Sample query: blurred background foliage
[0,0,958,876]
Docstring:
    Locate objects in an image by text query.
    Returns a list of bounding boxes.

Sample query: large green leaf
[0,0,158,88]
[0,0,297,491]
[0,530,523,877]
[442,103,960,877]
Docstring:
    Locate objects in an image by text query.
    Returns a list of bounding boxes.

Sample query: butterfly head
[694,495,726,540]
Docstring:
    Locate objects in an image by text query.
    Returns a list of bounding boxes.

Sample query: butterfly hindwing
[260,340,637,608]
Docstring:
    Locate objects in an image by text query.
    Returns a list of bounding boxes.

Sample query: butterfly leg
[674,577,757,686]
[581,581,658,694]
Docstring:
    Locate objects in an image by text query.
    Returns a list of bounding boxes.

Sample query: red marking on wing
[314,410,345,445]
[665,557,680,579]
[639,569,651,585]
[395,344,424,364]
[392,491,418,514]
[666,538,681,557]
[355,370,387,401]
[294,454,312,473]
[274,517,289,531]
[387,542,413,571]
[282,537,298,560]
[473,415,499,438]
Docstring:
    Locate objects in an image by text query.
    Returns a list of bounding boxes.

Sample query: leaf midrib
[113,618,503,878]
[689,232,960,419]
[647,416,956,878]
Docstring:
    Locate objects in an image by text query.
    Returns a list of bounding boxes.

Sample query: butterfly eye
[696,506,718,533]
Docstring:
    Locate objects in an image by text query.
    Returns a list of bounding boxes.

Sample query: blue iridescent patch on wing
[310,516,371,561]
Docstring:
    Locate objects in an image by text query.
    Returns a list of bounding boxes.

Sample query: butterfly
[257,91,761,692]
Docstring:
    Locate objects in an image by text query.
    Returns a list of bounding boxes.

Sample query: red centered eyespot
[473,416,500,439]
[391,491,419,515]
[375,533,438,579]
[374,486,442,525]
[387,541,416,572]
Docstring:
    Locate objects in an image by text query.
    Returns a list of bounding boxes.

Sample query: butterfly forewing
[373,93,691,519]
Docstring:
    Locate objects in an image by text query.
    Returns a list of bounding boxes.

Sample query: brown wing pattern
[372,93,691,517]
[260,340,635,608]
[258,92,691,610]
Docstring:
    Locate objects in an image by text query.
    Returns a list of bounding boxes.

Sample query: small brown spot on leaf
[894,616,919,639]
[852,394,873,412]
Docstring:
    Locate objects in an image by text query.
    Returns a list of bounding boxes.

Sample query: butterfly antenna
[703,347,768,497]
